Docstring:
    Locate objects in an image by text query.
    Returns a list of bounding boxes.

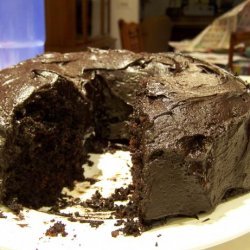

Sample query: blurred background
[43,0,246,51]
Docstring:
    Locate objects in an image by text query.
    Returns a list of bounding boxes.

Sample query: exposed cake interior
[1,76,90,208]
[85,75,133,142]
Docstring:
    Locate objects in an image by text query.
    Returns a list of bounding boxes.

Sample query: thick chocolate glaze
[0,49,250,221]
[130,53,250,221]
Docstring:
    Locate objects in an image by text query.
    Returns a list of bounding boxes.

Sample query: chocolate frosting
[0,49,250,221]
[129,53,250,221]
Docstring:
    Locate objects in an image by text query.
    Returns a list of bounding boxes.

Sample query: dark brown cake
[0,48,250,224]
[0,49,141,208]
[0,70,90,208]
[130,55,250,223]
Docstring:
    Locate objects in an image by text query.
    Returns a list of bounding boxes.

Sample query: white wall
[110,0,139,49]
[91,0,110,37]
[91,0,101,37]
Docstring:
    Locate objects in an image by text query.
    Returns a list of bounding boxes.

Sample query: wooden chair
[118,19,144,52]
[228,31,250,71]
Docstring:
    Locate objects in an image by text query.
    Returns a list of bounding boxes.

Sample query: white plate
[0,151,250,250]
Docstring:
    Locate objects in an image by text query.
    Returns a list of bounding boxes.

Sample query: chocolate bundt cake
[0,48,250,224]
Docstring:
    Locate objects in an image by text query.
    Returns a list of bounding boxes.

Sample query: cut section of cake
[0,69,91,208]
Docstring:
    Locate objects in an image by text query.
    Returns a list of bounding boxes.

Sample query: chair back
[118,19,144,52]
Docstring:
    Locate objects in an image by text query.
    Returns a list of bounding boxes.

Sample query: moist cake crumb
[114,219,125,226]
[45,221,68,237]
[89,220,104,228]
[114,201,138,219]
[121,218,141,237]
[111,229,120,238]
[17,223,28,228]
[6,200,23,215]
[86,160,94,167]
[113,218,141,236]
[85,191,115,211]
[0,211,7,218]
[14,213,25,221]
[68,217,104,228]
[111,185,133,201]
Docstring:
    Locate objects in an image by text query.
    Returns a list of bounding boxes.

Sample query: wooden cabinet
[45,0,115,52]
